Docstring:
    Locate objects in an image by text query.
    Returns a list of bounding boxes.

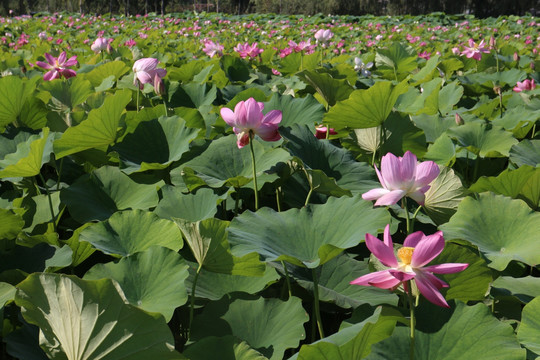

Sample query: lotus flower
[315,125,337,139]
[133,57,167,90]
[91,37,113,53]
[513,79,536,92]
[220,97,282,149]
[314,29,334,43]
[362,151,439,206]
[460,39,490,61]
[350,225,468,308]
[354,57,373,77]
[35,51,78,81]
[202,40,224,58]
[234,42,263,59]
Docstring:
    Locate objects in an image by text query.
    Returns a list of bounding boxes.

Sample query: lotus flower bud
[455,113,464,125]
[489,36,496,49]
[154,73,165,96]
[531,62,535,70]
[493,85,502,96]
[513,52,520,62]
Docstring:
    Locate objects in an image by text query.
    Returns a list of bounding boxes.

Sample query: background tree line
[2,0,538,17]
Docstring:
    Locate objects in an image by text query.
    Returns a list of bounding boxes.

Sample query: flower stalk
[249,132,259,210]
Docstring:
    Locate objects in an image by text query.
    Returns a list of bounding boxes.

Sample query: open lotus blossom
[350,225,468,308]
[460,39,490,61]
[91,37,113,53]
[202,40,224,57]
[35,51,78,81]
[314,29,333,43]
[513,78,536,92]
[234,42,263,59]
[362,151,439,206]
[220,97,282,148]
[354,57,373,77]
[133,57,167,90]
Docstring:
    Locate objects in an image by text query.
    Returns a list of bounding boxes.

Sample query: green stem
[498,92,503,118]
[234,188,240,216]
[163,98,168,117]
[276,187,282,212]
[56,157,64,191]
[406,280,416,360]
[38,173,57,233]
[532,123,536,139]
[403,198,411,234]
[249,133,259,211]
[302,167,313,207]
[312,268,325,339]
[136,86,140,113]
[371,150,377,167]
[281,261,292,299]
[410,205,422,233]
[188,266,201,341]
[473,157,479,183]
[393,65,398,82]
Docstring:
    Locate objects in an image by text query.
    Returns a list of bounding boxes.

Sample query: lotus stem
[275,187,282,212]
[56,157,64,192]
[411,205,422,233]
[136,87,140,113]
[403,198,411,234]
[281,261,292,299]
[312,268,325,339]
[532,123,536,139]
[406,280,416,360]
[38,173,57,233]
[188,266,201,341]
[163,98,168,117]
[249,133,259,211]
[302,167,313,207]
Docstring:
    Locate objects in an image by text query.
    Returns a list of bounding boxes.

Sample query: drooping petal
[361,188,389,202]
[403,231,424,248]
[410,231,445,268]
[414,272,450,307]
[135,71,153,85]
[419,271,448,288]
[60,69,77,79]
[133,57,159,72]
[407,190,426,205]
[423,263,469,274]
[154,68,167,79]
[220,107,236,127]
[373,189,406,206]
[255,124,281,142]
[388,269,416,282]
[350,270,401,289]
[261,110,282,126]
[236,131,251,149]
[414,161,440,187]
[365,232,398,268]
[43,70,59,81]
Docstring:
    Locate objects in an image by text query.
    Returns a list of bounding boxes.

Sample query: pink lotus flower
[314,29,334,43]
[202,40,224,57]
[220,97,282,149]
[35,51,77,81]
[513,79,536,92]
[234,42,263,59]
[315,126,337,139]
[91,37,113,53]
[133,57,167,90]
[350,225,468,308]
[362,151,439,206]
[460,39,490,61]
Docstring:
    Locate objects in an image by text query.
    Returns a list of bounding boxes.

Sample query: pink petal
[414,272,450,307]
[60,69,77,79]
[350,270,401,289]
[43,70,59,81]
[262,110,282,126]
[420,271,448,288]
[255,124,281,142]
[234,101,248,127]
[362,188,389,202]
[388,269,416,282]
[154,68,167,78]
[399,151,417,183]
[133,58,159,72]
[35,61,53,70]
[365,232,398,268]
[408,190,427,205]
[373,189,406,206]
[374,164,388,189]
[136,71,153,85]
[414,161,440,187]
[63,56,78,67]
[403,231,424,248]
[383,224,392,248]
[380,152,402,189]
[220,107,236,127]
[57,51,67,64]
[44,53,56,66]
[423,263,469,274]
[236,131,250,149]
[410,232,445,268]
[244,98,263,127]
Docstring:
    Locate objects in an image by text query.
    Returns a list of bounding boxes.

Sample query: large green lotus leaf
[228,195,390,268]
[179,135,291,189]
[40,76,93,110]
[298,70,353,108]
[191,296,308,360]
[429,243,492,302]
[375,42,417,79]
[0,76,37,130]
[289,307,397,360]
[175,218,264,276]
[0,243,58,280]
[64,223,95,267]
[381,112,427,158]
[412,113,457,143]
[186,263,279,301]
[492,276,540,303]
[84,60,131,87]
[492,106,540,134]
[440,193,540,271]
[79,210,183,257]
[111,115,199,173]
[54,90,131,158]
[446,122,518,158]
[61,166,160,223]
[411,55,440,84]
[154,186,225,222]
[14,192,61,233]
[281,125,379,195]
[263,93,324,128]
[0,208,24,240]
[438,82,464,116]
[15,273,183,359]
[84,246,189,322]
[291,254,398,308]
[324,80,408,130]
[518,296,540,354]
[0,282,16,309]
[509,139,540,167]
[366,302,525,360]
[19,97,48,130]
[423,166,467,225]
[184,336,267,360]
[0,128,54,178]
[3,319,48,360]
[423,134,457,166]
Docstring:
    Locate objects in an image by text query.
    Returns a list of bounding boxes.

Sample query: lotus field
[1,10,540,359]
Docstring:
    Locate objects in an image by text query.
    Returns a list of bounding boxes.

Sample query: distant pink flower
[288,39,315,53]
[35,51,77,81]
[202,40,224,57]
[124,39,136,47]
[91,37,113,53]
[350,225,468,308]
[461,39,489,61]
[133,58,167,90]
[362,151,440,206]
[234,42,263,59]
[220,97,282,148]
[513,79,536,92]
[315,126,337,139]
[314,29,333,43]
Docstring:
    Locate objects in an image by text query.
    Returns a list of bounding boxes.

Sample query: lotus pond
[0,10,540,360]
